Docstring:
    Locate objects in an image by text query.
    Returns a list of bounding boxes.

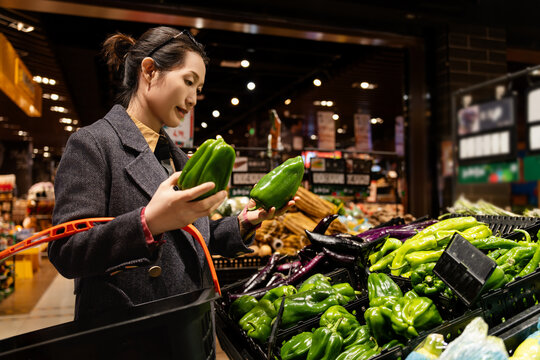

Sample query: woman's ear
[141,57,156,83]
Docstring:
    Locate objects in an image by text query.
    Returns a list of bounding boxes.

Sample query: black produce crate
[494,304,540,356]
[446,214,540,239]
[403,308,484,357]
[215,268,363,360]
[0,288,218,360]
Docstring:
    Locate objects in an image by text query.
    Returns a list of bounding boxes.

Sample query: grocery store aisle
[0,268,75,339]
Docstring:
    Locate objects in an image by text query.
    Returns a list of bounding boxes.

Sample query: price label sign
[312,172,345,185]
[231,172,266,186]
[346,173,370,186]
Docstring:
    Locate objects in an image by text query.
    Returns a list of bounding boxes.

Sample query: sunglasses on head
[147,29,200,58]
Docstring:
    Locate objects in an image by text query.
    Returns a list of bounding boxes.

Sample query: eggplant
[306,230,372,254]
[322,247,356,264]
[312,214,339,234]
[276,260,302,273]
[228,252,327,301]
[241,252,280,292]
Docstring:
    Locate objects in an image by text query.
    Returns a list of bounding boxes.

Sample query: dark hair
[102,26,209,107]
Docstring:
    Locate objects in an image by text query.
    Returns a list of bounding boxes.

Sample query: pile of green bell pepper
[177,136,236,199]
[364,273,443,343]
[231,274,358,344]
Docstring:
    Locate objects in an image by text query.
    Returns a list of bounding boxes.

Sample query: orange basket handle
[0,218,221,295]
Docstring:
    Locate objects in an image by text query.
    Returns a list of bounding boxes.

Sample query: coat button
[148,266,162,277]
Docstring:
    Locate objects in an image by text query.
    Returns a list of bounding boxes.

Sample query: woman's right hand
[144,171,227,235]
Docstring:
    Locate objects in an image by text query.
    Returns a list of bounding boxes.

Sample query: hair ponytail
[101,27,208,108]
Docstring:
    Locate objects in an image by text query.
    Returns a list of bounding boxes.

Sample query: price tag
[312,172,345,185]
[346,174,370,186]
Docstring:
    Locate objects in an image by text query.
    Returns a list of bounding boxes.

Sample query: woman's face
[146,51,206,129]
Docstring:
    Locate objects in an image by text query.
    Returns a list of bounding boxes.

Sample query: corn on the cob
[294,186,338,219]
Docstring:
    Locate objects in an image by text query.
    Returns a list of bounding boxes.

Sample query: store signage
[230,157,271,186]
[458,161,518,184]
[354,113,372,152]
[310,158,345,185]
[345,159,372,187]
[317,111,335,150]
[163,110,194,147]
[526,86,540,153]
[0,34,42,117]
[456,97,516,162]
[524,155,540,181]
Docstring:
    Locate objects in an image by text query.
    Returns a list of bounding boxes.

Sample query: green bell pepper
[307,320,344,360]
[332,283,361,302]
[229,295,258,321]
[244,315,272,342]
[387,296,443,338]
[481,266,506,293]
[280,288,344,328]
[364,306,394,344]
[177,137,236,199]
[281,332,313,360]
[238,298,277,330]
[367,273,403,305]
[380,339,404,351]
[342,325,374,350]
[320,305,360,338]
[405,249,444,268]
[335,343,380,360]
[261,284,297,303]
[410,263,446,295]
[250,156,305,210]
[298,274,332,293]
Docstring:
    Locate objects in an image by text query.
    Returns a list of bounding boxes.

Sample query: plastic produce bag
[510,316,540,360]
[438,317,509,360]
[405,333,446,360]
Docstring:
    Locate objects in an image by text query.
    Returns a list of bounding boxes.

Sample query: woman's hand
[145,171,227,235]
[238,196,299,240]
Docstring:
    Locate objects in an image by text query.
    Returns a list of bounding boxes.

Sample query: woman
[50,26,295,321]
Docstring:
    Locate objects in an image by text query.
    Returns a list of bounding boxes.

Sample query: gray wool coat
[50,104,251,320]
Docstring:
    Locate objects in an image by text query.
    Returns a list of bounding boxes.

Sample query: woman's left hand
[240,196,299,227]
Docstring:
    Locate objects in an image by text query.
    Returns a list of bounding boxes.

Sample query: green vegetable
[177,136,236,199]
[461,224,492,240]
[369,250,398,272]
[260,284,297,303]
[332,283,361,302]
[229,295,258,321]
[470,236,520,250]
[496,246,537,267]
[335,343,380,360]
[280,288,345,328]
[307,320,344,360]
[298,273,332,293]
[238,299,277,342]
[386,296,443,339]
[380,339,404,351]
[320,305,360,338]
[280,332,313,360]
[410,263,446,295]
[369,238,402,265]
[518,241,540,278]
[250,156,305,210]
[481,266,506,293]
[405,249,444,268]
[364,306,394,344]
[342,325,374,350]
[367,273,403,305]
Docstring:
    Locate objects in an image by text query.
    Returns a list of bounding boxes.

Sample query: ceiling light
[326,101,334,107]
[51,106,68,113]
[284,99,291,105]
[360,82,370,89]
[310,134,318,140]
[231,97,239,106]
[313,79,322,87]
[247,82,256,91]
[49,79,56,85]
[8,21,34,33]
[43,152,50,158]
[59,118,72,124]
[321,100,327,106]
[64,126,73,132]
[50,94,59,101]
[33,76,56,85]
[33,76,41,83]
[42,77,49,84]
[33,148,38,154]
[371,118,378,124]
[220,60,242,68]
[228,129,234,135]
[337,128,344,134]
[240,60,250,68]
[332,114,339,120]
[201,122,208,128]
[73,120,79,125]
[313,100,321,106]
[17,130,28,136]
[212,110,220,118]
[43,146,49,151]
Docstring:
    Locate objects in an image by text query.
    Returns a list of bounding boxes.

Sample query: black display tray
[0,287,219,360]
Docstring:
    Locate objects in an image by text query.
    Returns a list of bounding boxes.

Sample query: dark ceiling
[1,0,540,158]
